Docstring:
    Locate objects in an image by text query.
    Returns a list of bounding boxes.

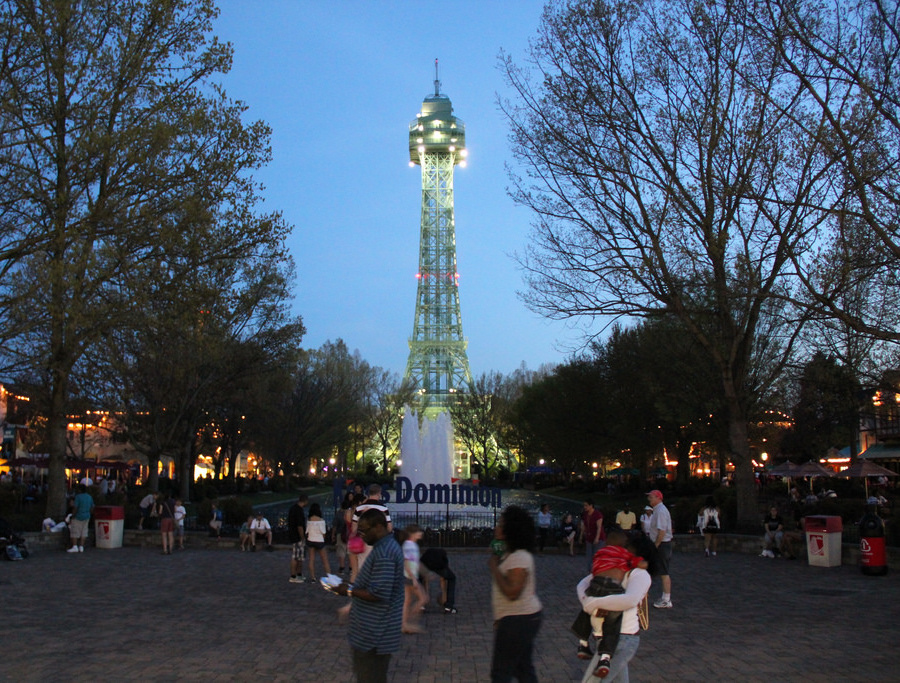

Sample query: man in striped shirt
[337,508,404,683]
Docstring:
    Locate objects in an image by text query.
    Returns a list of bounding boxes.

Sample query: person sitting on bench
[250,512,273,549]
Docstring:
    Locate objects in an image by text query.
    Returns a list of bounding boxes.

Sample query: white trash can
[94,505,125,549]
[804,515,843,567]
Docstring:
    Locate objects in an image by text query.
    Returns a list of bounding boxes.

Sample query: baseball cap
[646,489,664,501]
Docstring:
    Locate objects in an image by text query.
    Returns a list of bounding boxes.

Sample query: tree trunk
[725,392,758,531]
[147,453,160,492]
[180,441,192,502]
[44,380,70,519]
[674,432,691,484]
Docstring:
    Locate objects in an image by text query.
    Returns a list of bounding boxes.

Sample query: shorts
[657,541,673,575]
[175,524,185,538]
[292,541,306,562]
[160,518,175,533]
[307,540,325,550]
[69,517,89,539]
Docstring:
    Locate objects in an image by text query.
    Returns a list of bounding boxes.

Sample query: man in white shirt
[646,489,673,609]
[250,511,273,550]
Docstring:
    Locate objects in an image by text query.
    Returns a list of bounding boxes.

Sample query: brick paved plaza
[4,542,900,682]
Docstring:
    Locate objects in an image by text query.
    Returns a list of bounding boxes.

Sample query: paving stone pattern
[3,543,900,682]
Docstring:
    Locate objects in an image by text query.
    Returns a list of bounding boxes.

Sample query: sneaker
[78,546,84,552]
[764,549,775,558]
[711,551,717,557]
[704,548,710,558]
[577,644,593,660]
[289,576,303,584]
[443,606,457,614]
[593,655,611,678]
[66,546,80,553]
[653,598,673,609]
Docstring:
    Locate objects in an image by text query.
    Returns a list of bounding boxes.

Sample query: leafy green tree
[511,359,613,479]
[250,340,371,478]
[599,318,730,483]
[0,0,285,518]
[782,353,860,460]
[363,371,416,475]
[449,372,508,477]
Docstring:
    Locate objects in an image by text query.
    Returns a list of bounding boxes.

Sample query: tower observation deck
[404,61,473,411]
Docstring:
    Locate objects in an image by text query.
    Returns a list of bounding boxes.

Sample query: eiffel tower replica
[404,61,473,413]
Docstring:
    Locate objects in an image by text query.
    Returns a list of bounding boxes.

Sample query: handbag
[637,593,649,630]
[348,535,365,554]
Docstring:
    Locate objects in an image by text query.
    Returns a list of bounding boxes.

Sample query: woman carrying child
[576,530,651,682]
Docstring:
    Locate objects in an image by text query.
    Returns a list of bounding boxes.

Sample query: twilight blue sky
[212,1,588,377]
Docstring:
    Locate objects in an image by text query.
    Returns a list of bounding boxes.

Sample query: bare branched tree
[501,0,836,526]
[739,0,900,345]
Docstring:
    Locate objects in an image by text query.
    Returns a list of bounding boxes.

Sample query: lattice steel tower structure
[404,61,473,411]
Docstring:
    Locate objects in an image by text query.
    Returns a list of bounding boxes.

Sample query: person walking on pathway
[698,496,720,558]
[335,508,405,683]
[488,505,543,683]
[580,499,605,573]
[400,524,428,634]
[646,490,673,608]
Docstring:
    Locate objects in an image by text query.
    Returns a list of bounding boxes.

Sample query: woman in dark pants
[488,505,543,683]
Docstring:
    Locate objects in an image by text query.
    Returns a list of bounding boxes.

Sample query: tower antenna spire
[434,58,440,96]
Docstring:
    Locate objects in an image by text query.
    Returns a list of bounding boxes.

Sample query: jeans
[435,565,457,608]
[585,540,606,573]
[491,611,542,683]
[352,647,391,683]
[580,634,640,683]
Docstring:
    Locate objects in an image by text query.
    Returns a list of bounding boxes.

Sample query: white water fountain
[399,406,454,488]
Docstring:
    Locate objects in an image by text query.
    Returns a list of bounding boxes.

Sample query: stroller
[0,518,29,560]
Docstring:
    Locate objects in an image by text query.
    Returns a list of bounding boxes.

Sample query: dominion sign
[389,476,502,509]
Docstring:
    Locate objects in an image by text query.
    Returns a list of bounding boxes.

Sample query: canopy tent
[794,460,834,477]
[837,459,898,497]
[608,466,640,476]
[768,461,800,477]
[858,443,900,461]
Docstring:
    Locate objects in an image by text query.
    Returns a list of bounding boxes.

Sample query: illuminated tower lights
[404,60,473,412]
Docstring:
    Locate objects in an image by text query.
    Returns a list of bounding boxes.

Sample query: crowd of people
[50,473,874,682]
